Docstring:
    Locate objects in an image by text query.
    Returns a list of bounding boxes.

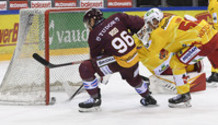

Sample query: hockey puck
[50,97,56,105]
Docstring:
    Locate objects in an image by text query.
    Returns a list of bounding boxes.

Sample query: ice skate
[78,98,101,112]
[206,72,218,87]
[168,92,191,108]
[140,93,157,107]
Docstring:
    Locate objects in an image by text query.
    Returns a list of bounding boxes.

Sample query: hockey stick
[151,74,201,94]
[66,75,112,102]
[32,53,86,68]
[155,74,199,84]
[32,53,86,101]
[66,84,84,102]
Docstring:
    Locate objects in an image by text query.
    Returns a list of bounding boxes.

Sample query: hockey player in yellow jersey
[134,34,203,76]
[207,0,218,83]
[143,8,218,108]
[134,26,205,94]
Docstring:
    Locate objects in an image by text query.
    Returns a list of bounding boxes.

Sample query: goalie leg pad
[149,75,177,94]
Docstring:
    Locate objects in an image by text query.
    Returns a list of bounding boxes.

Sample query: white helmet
[144,8,163,28]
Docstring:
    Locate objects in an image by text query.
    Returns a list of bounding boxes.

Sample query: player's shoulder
[159,15,183,30]
[162,15,182,24]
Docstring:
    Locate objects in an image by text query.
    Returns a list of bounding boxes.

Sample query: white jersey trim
[164,16,175,31]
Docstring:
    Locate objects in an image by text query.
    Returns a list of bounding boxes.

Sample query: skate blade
[168,101,192,108]
[79,106,101,113]
[144,104,159,108]
[206,82,218,88]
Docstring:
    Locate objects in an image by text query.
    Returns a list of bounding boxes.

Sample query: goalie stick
[32,53,87,68]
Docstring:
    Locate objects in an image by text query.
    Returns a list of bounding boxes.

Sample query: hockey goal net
[0,8,90,105]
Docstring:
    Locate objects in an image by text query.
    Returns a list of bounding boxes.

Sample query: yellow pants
[212,67,218,73]
[169,55,190,94]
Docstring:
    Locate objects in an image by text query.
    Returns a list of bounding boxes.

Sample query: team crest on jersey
[109,27,119,37]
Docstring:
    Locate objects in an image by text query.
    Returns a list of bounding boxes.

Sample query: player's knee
[79,60,96,80]
[126,75,142,87]
[169,55,186,69]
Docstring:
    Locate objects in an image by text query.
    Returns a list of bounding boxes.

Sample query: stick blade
[32,53,49,66]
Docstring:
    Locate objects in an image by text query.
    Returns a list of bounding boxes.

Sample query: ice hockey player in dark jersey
[78,8,157,112]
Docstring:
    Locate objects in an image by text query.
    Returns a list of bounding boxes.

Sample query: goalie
[140,8,218,108]
[135,15,205,94]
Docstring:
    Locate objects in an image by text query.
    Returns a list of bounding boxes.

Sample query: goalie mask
[83,8,104,30]
[144,8,163,30]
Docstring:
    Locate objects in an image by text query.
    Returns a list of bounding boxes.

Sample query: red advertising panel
[80,0,103,8]
[9,1,28,10]
[107,0,132,8]
[31,1,52,8]
[55,0,77,7]
[0,1,7,10]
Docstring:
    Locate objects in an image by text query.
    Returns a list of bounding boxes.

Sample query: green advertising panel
[49,12,88,49]
[48,11,117,50]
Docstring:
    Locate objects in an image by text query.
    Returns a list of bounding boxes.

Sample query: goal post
[0,8,90,105]
[44,8,89,105]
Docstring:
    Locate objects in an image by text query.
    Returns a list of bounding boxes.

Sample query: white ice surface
[0,58,218,125]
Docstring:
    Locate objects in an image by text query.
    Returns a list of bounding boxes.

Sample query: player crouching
[78,8,157,112]
[142,7,218,108]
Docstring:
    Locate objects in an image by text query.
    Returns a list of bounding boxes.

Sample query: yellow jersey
[147,15,217,53]
[134,35,171,75]
[208,0,218,30]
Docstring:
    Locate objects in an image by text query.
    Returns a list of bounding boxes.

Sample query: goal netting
[0,8,89,105]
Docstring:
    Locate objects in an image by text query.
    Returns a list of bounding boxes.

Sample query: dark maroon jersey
[88,13,144,58]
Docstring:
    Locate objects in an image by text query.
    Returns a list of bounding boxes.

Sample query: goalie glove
[136,24,151,46]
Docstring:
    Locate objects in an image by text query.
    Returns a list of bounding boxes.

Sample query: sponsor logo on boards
[31,1,51,8]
